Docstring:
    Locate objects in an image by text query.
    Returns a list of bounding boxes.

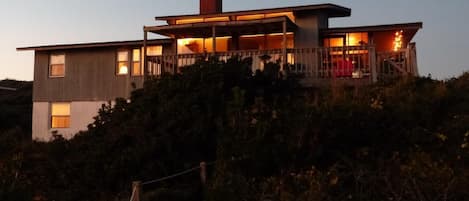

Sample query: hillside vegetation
[0,59,468,201]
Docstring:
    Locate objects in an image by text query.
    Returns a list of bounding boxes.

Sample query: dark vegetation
[0,80,32,200]
[0,58,468,201]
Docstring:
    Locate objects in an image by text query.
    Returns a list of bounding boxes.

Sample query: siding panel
[33,47,145,102]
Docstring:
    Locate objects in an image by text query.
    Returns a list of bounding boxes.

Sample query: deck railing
[147,45,417,85]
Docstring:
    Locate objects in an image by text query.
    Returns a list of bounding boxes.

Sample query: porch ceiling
[145,17,297,38]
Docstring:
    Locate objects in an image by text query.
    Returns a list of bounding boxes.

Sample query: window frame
[131,48,143,76]
[116,50,130,76]
[50,102,71,129]
[49,53,66,78]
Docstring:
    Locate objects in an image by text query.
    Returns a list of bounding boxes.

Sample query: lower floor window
[51,103,71,128]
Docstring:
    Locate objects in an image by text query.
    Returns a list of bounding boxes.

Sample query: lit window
[117,51,129,75]
[49,54,65,77]
[51,103,70,128]
[147,46,163,56]
[132,49,142,76]
[324,33,368,47]
[145,46,163,76]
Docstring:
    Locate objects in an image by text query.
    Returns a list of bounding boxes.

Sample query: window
[132,49,142,76]
[147,46,163,56]
[117,50,129,75]
[324,33,369,47]
[146,46,163,76]
[49,54,65,77]
[51,103,70,128]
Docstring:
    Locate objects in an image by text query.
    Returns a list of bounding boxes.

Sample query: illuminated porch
[142,20,421,85]
[143,16,296,75]
[143,42,418,85]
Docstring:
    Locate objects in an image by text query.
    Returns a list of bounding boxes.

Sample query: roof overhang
[322,22,423,41]
[155,3,351,22]
[17,39,173,51]
[145,17,298,38]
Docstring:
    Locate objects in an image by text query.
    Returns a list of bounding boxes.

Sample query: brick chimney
[200,0,222,15]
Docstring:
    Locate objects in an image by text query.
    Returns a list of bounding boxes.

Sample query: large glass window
[324,32,369,47]
[49,54,65,77]
[117,50,129,75]
[51,103,70,128]
[146,46,163,56]
[239,33,294,50]
[145,46,163,76]
[177,38,230,54]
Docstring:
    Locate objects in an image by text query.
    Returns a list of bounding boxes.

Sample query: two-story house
[18,0,422,141]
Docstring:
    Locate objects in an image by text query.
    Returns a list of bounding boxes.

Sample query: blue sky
[2,0,469,80]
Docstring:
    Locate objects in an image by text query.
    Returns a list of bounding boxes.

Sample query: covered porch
[322,22,422,80]
[143,16,297,75]
[142,21,422,85]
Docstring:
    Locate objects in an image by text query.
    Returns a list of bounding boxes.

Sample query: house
[17,0,422,141]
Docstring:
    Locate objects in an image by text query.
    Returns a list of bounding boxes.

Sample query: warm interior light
[240,34,266,38]
[324,33,368,47]
[348,36,357,46]
[178,38,194,46]
[393,30,404,51]
[52,103,70,116]
[265,12,295,21]
[176,18,204,24]
[268,32,294,36]
[117,51,129,75]
[118,66,128,74]
[51,103,71,128]
[204,17,230,22]
[236,14,265,21]
[146,46,163,56]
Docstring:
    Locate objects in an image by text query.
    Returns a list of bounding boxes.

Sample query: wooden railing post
[131,181,142,201]
[369,46,378,83]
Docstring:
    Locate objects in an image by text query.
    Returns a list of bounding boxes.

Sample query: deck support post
[143,29,148,79]
[370,46,378,83]
[212,26,217,55]
[282,19,287,74]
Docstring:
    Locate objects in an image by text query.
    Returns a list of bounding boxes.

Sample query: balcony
[146,44,418,86]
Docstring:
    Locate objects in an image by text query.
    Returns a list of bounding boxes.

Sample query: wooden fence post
[200,161,207,185]
[131,181,142,201]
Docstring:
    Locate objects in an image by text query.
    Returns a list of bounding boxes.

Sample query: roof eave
[154,3,351,21]
[17,39,173,52]
[322,22,423,34]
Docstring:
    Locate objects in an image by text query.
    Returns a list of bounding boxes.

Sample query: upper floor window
[132,49,142,76]
[49,54,65,77]
[117,50,129,75]
[51,102,71,128]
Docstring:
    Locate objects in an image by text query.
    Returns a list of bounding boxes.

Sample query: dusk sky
[2,0,469,80]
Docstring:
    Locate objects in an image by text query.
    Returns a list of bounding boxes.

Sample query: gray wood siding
[33,47,146,102]
[294,12,329,48]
